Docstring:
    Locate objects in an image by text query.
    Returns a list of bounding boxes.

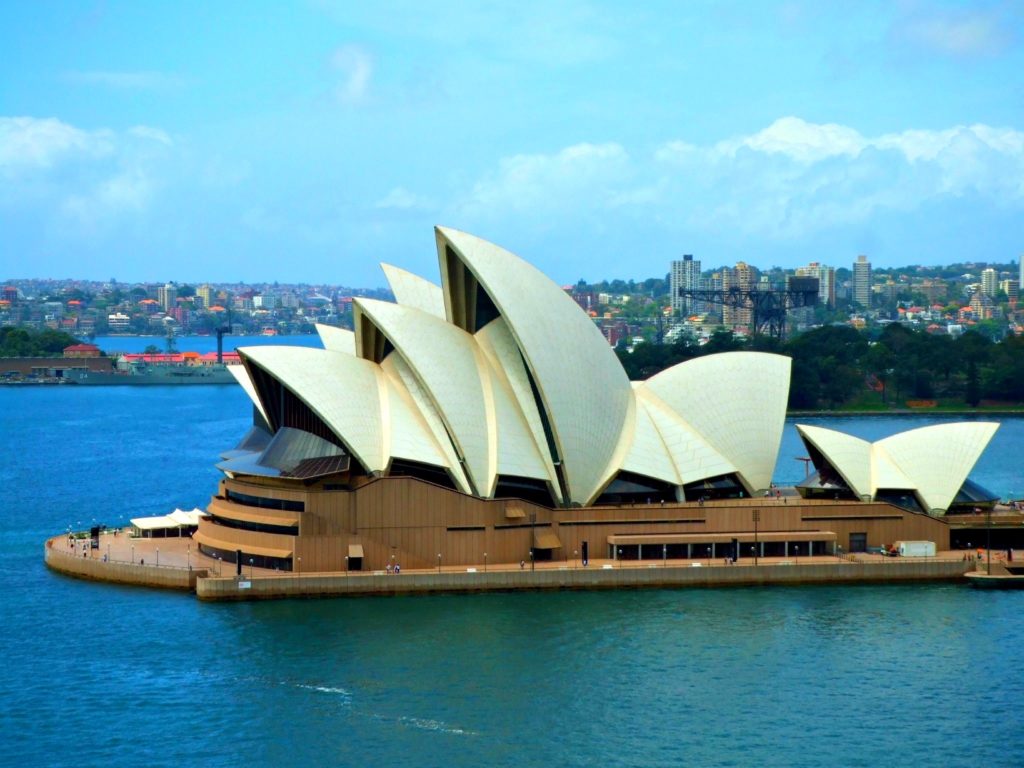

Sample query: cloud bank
[453,117,1024,245]
[0,116,173,227]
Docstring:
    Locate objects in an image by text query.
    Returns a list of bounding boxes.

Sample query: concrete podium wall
[45,542,204,591]
[195,559,972,601]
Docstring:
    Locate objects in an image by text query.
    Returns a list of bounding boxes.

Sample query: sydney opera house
[192,227,998,573]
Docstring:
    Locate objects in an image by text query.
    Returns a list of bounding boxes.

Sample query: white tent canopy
[131,508,208,534]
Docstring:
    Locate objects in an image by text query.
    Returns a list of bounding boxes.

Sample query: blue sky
[1,0,1022,287]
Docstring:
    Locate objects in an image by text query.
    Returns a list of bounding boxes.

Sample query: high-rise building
[981,268,998,297]
[196,284,213,309]
[969,292,994,320]
[1000,279,1019,303]
[853,255,871,308]
[670,255,701,317]
[796,262,835,308]
[723,262,754,328]
[157,282,177,313]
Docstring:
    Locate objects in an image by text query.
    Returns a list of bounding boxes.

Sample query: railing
[49,546,202,571]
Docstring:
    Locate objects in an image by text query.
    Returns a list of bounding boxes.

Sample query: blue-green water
[3,386,1024,767]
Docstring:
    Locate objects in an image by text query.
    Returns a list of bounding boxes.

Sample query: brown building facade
[193,473,951,573]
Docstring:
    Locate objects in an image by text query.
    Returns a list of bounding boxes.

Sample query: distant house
[63,343,102,358]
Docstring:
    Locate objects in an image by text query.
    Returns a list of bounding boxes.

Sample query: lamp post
[574,549,578,569]
[437,553,442,573]
[987,507,993,575]
[249,557,254,578]
[530,548,534,572]
[187,544,190,571]
[344,555,348,578]
[156,547,159,567]
[297,556,301,575]
[752,508,760,566]
[484,552,488,572]
[662,543,667,567]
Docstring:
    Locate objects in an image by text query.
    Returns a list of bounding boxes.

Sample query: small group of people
[385,562,401,574]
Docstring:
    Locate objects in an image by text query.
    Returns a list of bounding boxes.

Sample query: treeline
[616,324,1024,410]
[0,328,82,358]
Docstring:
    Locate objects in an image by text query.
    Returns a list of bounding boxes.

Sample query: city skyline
[2,1,1023,286]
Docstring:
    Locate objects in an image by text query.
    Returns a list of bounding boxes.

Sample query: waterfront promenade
[45,528,975,601]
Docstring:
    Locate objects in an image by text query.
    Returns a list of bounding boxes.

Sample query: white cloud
[0,115,173,225]
[713,117,866,163]
[64,70,185,89]
[892,7,1017,58]
[0,117,112,171]
[331,45,372,104]
[456,118,1024,243]
[62,167,154,223]
[458,142,629,216]
[375,186,433,211]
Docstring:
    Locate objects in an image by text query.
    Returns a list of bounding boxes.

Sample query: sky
[1,0,1023,288]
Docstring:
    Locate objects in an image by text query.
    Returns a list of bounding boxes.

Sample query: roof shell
[876,422,999,512]
[315,323,355,355]
[796,421,999,513]
[641,352,791,492]
[437,226,632,506]
[240,345,387,473]
[381,263,446,318]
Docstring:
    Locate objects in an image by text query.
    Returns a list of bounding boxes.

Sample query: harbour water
[3,382,1024,766]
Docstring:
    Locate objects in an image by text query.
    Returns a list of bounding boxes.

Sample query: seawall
[195,558,973,601]
[45,540,205,591]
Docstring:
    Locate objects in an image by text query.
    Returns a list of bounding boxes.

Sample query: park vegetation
[0,327,82,358]
[617,324,1024,411]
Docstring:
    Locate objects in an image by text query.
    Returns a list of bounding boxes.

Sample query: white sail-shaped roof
[619,389,681,485]
[356,298,552,496]
[877,422,999,512]
[225,227,826,511]
[378,362,461,480]
[796,424,872,498]
[227,362,268,425]
[380,353,471,493]
[437,226,633,506]
[796,421,999,513]
[474,317,562,502]
[381,263,446,318]
[315,323,355,355]
[355,298,494,495]
[641,352,790,493]
[634,387,737,486]
[240,346,387,473]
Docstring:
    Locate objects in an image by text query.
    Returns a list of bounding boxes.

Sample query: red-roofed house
[63,343,101,358]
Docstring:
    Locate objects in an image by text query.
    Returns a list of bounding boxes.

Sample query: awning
[132,508,209,531]
[534,530,562,550]
[607,531,836,546]
[348,544,365,559]
[505,507,526,519]
[192,530,292,559]
[131,515,177,531]
[168,508,208,526]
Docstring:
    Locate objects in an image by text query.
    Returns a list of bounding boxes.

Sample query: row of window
[225,489,304,512]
